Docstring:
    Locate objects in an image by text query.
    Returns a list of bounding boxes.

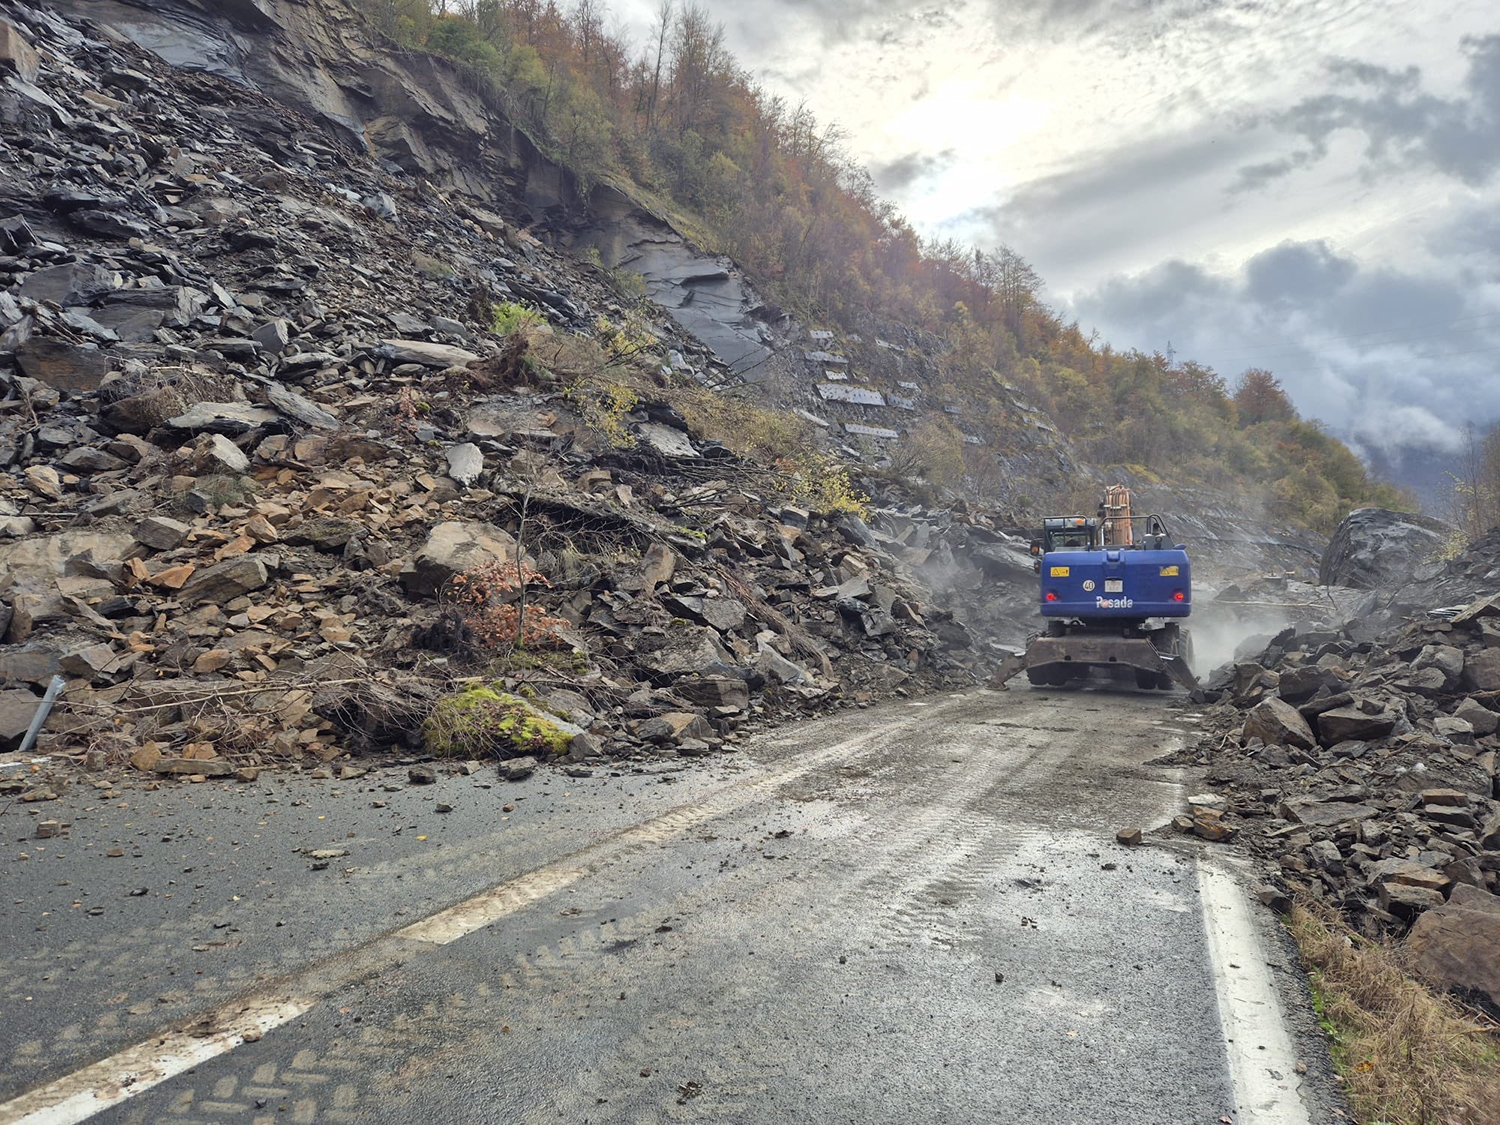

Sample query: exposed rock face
[1318,507,1449,590]
[575,196,775,380]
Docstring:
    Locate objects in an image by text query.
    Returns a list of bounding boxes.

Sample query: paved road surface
[1,687,1316,1124]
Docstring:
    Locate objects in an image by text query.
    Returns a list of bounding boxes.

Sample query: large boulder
[1243,697,1315,749]
[1316,702,1399,745]
[1405,885,1500,1007]
[1318,507,1448,590]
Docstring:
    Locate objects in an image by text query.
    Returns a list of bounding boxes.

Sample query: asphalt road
[0,686,1318,1125]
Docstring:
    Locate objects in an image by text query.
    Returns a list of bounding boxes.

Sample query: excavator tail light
[1173,590,1186,602]
[1045,591,1059,602]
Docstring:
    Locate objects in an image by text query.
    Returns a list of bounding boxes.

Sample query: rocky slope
[0,1,1040,791]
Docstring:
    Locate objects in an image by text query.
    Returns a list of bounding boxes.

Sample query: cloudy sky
[610,0,1500,495]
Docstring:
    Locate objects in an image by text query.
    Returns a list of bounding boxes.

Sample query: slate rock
[284,518,360,551]
[251,319,291,354]
[17,262,116,306]
[1316,704,1397,745]
[501,756,537,781]
[196,433,250,474]
[663,594,747,633]
[0,687,41,751]
[401,521,520,597]
[264,385,338,430]
[637,712,714,744]
[166,403,278,435]
[15,339,111,393]
[674,676,750,710]
[1244,697,1316,750]
[1277,797,1379,826]
[1462,648,1500,693]
[1318,507,1449,590]
[378,339,479,368]
[0,17,40,84]
[177,557,268,606]
[153,757,234,777]
[68,209,150,240]
[1406,886,1500,1007]
[134,516,191,550]
[636,627,733,682]
[444,442,483,487]
[1454,697,1499,735]
[1275,663,1345,702]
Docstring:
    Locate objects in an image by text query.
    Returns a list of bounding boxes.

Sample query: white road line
[1198,858,1312,1125]
[0,714,915,1125]
[0,999,313,1125]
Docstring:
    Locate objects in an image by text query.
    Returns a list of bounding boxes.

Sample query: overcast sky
[608,0,1500,486]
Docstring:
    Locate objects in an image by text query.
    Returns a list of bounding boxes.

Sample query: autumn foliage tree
[1233,368,1296,426]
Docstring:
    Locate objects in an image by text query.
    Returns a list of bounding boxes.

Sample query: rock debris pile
[0,3,1024,797]
[1180,514,1500,1008]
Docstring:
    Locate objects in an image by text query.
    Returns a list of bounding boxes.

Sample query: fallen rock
[1405,885,1500,1006]
[1244,697,1316,750]
[675,676,750,710]
[177,557,269,605]
[1278,797,1379,826]
[152,758,234,777]
[1316,704,1398,745]
[15,338,112,392]
[444,442,483,486]
[501,756,537,781]
[379,339,480,368]
[0,18,41,86]
[130,744,162,772]
[0,688,40,751]
[401,521,519,597]
[1453,697,1499,735]
[194,433,250,474]
[636,626,734,682]
[637,711,714,744]
[165,403,277,434]
[1319,507,1449,590]
[1462,648,1500,693]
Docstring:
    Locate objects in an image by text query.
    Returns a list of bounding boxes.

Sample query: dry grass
[1289,902,1500,1125]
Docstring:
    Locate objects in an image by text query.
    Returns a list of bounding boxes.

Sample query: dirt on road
[2,687,1334,1125]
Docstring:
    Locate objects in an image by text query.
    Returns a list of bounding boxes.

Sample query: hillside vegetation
[359,0,1408,532]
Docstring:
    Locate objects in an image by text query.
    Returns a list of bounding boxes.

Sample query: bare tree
[645,0,671,135]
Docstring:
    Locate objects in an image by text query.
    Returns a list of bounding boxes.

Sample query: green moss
[422,684,574,759]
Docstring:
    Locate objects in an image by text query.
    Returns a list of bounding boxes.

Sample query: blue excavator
[1023,487,1198,691]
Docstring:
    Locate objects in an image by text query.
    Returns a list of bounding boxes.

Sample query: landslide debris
[1176,515,1500,1010]
[0,4,1036,796]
